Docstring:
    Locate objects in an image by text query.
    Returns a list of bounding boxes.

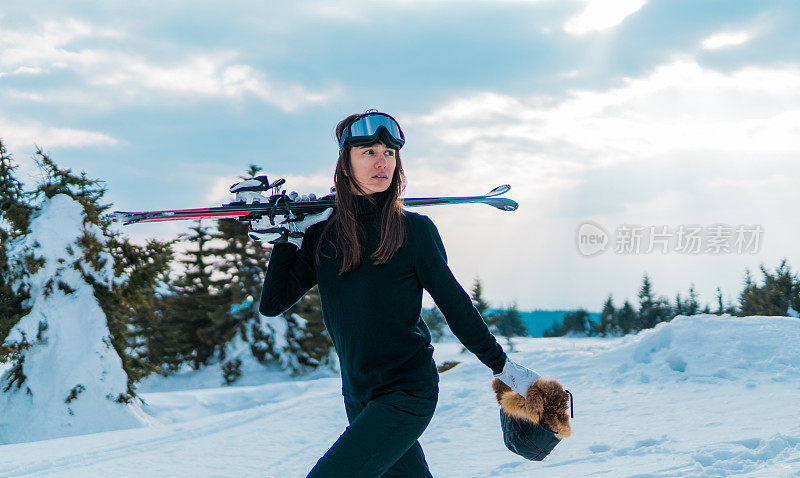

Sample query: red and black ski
[112,185,518,226]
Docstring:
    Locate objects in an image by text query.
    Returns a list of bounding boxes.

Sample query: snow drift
[601,314,800,385]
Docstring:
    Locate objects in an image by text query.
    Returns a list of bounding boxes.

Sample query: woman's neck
[353,189,390,219]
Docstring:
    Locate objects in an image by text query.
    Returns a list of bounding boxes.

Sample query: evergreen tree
[10,148,151,397]
[673,284,700,319]
[1,150,151,442]
[160,222,232,370]
[542,320,558,337]
[594,294,617,336]
[470,277,492,322]
[562,309,591,335]
[31,147,111,230]
[543,309,590,337]
[280,285,334,371]
[212,209,270,374]
[103,236,175,382]
[494,302,528,351]
[0,140,32,344]
[739,259,800,317]
[674,292,686,317]
[466,277,495,352]
[686,283,700,316]
[656,296,673,323]
[636,274,656,330]
[616,300,637,335]
[636,274,672,330]
[211,165,333,379]
[0,140,31,233]
[421,306,447,342]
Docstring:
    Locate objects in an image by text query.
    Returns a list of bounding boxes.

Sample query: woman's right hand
[248,191,333,247]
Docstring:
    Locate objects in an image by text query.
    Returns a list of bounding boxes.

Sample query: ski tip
[110,211,146,225]
[487,184,511,196]
[486,198,518,211]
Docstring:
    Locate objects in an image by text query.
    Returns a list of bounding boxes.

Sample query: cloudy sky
[2,0,799,311]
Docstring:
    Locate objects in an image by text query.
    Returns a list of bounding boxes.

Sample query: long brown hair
[315,111,407,274]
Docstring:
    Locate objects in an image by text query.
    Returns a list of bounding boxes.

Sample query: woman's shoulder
[403,210,435,230]
[403,211,440,246]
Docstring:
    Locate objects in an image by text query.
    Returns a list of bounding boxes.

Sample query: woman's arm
[413,216,507,374]
[259,241,318,317]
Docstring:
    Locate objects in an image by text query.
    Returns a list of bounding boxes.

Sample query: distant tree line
[544,263,800,337]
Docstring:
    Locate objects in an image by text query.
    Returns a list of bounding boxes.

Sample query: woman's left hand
[493,357,541,397]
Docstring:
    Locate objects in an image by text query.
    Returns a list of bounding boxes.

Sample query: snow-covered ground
[1,315,799,477]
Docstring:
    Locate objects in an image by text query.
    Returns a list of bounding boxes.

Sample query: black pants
[307,387,438,477]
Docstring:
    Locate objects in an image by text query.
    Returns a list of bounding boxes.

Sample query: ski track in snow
[0,390,327,477]
[1,316,800,477]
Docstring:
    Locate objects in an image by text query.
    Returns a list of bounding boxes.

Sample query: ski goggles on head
[339,113,405,151]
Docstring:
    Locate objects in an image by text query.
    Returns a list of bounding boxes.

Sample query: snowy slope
[1,315,799,477]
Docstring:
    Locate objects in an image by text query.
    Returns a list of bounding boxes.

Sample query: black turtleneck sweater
[259,190,507,400]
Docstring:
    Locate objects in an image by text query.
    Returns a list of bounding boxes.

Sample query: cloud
[706,175,800,191]
[299,1,368,22]
[0,18,338,111]
[0,18,122,70]
[701,31,752,50]
[398,56,800,250]
[410,59,800,167]
[82,54,338,111]
[563,0,646,35]
[0,117,119,151]
[5,88,109,107]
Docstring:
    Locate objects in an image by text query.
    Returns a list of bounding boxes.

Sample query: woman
[250,110,541,477]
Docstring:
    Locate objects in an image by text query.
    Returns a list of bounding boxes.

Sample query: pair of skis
[112,177,518,226]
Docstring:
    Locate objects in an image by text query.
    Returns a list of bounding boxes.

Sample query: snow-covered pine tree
[214,165,334,382]
[0,140,32,342]
[103,235,175,383]
[210,187,273,381]
[0,149,152,444]
[280,285,335,372]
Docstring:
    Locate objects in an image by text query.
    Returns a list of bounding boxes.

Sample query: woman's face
[348,142,397,195]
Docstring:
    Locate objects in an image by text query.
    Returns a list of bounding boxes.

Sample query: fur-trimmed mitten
[491,377,573,461]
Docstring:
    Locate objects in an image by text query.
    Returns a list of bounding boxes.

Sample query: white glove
[230,176,283,204]
[493,357,541,397]
[248,191,332,248]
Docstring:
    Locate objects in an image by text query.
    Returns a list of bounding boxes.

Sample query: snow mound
[604,314,800,385]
